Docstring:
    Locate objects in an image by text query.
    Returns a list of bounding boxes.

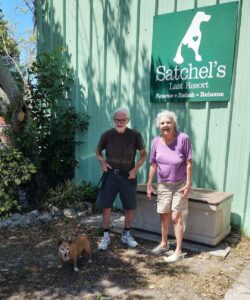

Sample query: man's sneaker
[121,232,138,248]
[98,235,110,250]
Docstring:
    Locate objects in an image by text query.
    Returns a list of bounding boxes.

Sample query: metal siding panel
[197,0,217,7]
[205,105,229,190]
[220,0,238,3]
[188,103,209,187]
[39,0,52,52]
[65,1,76,68]
[105,0,121,111]
[36,1,45,51]
[133,0,156,182]
[74,0,91,183]
[83,0,105,184]
[177,0,196,11]
[158,0,176,14]
[50,0,64,49]
[88,0,106,183]
[148,1,175,165]
[119,0,138,108]
[100,0,121,127]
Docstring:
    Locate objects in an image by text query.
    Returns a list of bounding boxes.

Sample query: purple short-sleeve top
[149,132,192,183]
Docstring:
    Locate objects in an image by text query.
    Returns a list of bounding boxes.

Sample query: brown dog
[58,234,91,272]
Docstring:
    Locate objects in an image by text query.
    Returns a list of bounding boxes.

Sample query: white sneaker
[98,235,110,250]
[163,252,186,263]
[121,232,138,248]
[151,244,169,255]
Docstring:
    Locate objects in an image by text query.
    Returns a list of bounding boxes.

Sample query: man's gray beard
[115,127,126,134]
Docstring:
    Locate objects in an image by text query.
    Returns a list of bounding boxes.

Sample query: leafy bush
[0,186,18,218]
[25,48,90,189]
[0,145,37,217]
[46,180,98,210]
[37,107,89,187]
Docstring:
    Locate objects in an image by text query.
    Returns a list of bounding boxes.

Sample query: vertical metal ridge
[49,0,53,50]
[63,0,66,48]
[133,0,141,113]
[75,0,79,107]
[154,0,159,15]
[147,0,158,154]
[242,152,250,226]
[103,0,108,121]
[223,0,243,191]
[199,104,210,187]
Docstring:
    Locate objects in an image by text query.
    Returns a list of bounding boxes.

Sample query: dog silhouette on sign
[173,11,211,64]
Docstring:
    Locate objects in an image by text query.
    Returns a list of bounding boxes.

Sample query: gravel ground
[0,217,250,300]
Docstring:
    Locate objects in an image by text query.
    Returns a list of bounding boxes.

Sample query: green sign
[150,2,238,102]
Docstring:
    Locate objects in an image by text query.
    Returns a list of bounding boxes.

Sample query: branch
[23,0,35,14]
[0,32,32,100]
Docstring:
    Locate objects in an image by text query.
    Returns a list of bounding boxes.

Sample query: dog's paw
[88,259,92,263]
[74,267,79,272]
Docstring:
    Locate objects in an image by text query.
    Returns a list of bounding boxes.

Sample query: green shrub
[46,180,98,210]
[0,186,19,218]
[0,145,37,217]
[26,48,90,189]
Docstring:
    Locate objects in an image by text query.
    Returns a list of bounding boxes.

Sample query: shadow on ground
[0,218,249,300]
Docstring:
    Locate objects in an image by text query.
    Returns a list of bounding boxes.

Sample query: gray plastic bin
[132,185,233,246]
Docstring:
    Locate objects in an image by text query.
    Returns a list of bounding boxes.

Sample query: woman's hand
[147,183,156,199]
[128,168,136,179]
[179,185,190,199]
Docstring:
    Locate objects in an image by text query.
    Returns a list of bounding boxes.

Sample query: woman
[147,110,192,263]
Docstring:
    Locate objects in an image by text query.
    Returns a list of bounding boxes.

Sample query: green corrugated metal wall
[36,0,250,234]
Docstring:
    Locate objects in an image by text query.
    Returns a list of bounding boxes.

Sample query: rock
[39,212,53,224]
[63,208,77,219]
[11,213,22,221]
[50,206,62,218]
[0,203,93,230]
[0,219,11,229]
[77,211,87,218]
[26,210,40,223]
[18,215,32,227]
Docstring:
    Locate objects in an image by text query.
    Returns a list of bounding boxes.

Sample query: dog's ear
[67,235,73,243]
[58,237,64,245]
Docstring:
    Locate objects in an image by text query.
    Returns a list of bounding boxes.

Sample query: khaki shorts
[157,182,188,213]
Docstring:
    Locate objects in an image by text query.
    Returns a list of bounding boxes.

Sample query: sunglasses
[114,118,128,124]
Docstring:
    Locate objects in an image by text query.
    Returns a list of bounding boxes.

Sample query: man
[96,107,147,250]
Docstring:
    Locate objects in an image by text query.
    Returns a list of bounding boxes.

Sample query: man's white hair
[114,107,130,118]
[156,110,178,130]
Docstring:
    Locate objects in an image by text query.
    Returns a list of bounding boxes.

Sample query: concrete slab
[79,213,231,258]
[224,263,250,299]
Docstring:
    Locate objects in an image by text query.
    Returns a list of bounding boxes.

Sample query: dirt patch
[0,218,250,300]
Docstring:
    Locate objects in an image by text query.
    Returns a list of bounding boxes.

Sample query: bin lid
[188,188,233,205]
[137,185,233,205]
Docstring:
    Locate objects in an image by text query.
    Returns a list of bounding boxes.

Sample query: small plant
[0,145,37,217]
[46,180,98,210]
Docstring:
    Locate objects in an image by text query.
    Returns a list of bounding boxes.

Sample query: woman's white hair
[114,107,130,118]
[156,110,178,130]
